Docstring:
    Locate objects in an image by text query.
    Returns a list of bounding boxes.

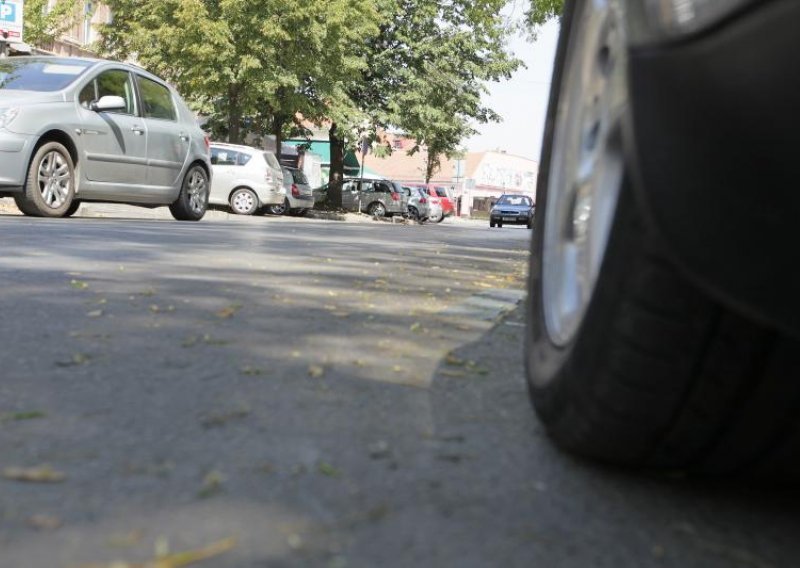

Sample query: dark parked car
[526,0,800,478]
[489,195,533,228]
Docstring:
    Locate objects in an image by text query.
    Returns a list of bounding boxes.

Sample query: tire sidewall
[172,165,208,221]
[25,142,76,217]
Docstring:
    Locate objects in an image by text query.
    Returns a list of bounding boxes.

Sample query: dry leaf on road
[80,536,237,568]
[3,465,66,483]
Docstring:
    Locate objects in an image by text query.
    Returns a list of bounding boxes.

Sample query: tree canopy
[525,0,564,32]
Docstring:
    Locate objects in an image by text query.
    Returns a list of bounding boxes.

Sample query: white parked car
[208,143,284,215]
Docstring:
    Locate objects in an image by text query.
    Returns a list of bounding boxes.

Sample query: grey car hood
[0,90,65,107]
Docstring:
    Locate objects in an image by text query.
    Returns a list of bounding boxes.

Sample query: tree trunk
[228,85,241,144]
[328,122,345,209]
[272,115,285,164]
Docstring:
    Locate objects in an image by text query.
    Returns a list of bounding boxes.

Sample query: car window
[263,152,281,170]
[374,182,391,193]
[360,181,374,192]
[78,81,96,109]
[95,70,137,115]
[435,187,450,198]
[237,152,252,166]
[292,169,309,184]
[497,195,532,206]
[343,180,359,192]
[137,76,177,121]
[0,58,92,91]
[210,148,238,166]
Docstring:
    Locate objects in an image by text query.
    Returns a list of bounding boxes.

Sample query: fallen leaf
[57,353,91,367]
[80,537,237,568]
[70,279,89,290]
[317,462,341,478]
[0,410,45,423]
[3,465,66,483]
[409,322,422,333]
[240,366,266,376]
[445,353,465,366]
[215,303,242,319]
[308,365,325,379]
[197,470,225,498]
[28,514,62,530]
[86,309,104,318]
[439,369,467,378]
[108,529,145,548]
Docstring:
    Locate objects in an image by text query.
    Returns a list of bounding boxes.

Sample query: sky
[465,19,561,163]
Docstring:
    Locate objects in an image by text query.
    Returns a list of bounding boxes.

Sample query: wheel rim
[542,0,628,347]
[37,151,71,209]
[232,190,255,214]
[271,202,287,215]
[372,204,385,216]
[186,169,207,214]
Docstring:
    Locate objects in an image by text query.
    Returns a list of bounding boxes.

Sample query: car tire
[436,215,445,223]
[497,221,502,228]
[408,206,420,221]
[526,0,800,478]
[229,187,258,215]
[63,200,81,218]
[267,200,288,215]
[489,220,495,228]
[15,141,76,218]
[527,219,533,229]
[169,165,208,221]
[368,202,386,217]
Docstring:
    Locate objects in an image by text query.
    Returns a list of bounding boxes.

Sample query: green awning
[285,140,361,173]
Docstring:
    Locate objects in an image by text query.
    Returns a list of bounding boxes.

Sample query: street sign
[0,0,24,42]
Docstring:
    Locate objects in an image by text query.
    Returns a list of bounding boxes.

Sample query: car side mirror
[91,95,126,112]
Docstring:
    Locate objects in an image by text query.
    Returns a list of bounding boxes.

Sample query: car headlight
[0,107,20,130]
[633,0,753,42]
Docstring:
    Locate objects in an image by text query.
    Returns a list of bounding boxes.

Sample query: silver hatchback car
[0,57,211,220]
[208,143,285,215]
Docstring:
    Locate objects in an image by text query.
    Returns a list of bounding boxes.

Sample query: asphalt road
[0,212,798,568]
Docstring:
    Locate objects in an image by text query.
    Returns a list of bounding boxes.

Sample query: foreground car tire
[527,0,800,478]
[229,187,258,215]
[15,141,76,218]
[170,165,208,221]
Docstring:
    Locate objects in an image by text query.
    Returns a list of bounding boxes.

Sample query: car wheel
[497,221,503,228]
[14,141,76,218]
[169,165,208,221]
[526,0,800,478]
[267,200,288,215]
[229,187,258,215]
[527,219,533,229]
[368,202,386,217]
[435,215,445,223]
[489,220,495,228]
[408,206,420,221]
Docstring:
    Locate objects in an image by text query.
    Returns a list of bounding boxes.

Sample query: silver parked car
[267,166,313,215]
[403,186,442,223]
[208,143,285,215]
[0,56,212,220]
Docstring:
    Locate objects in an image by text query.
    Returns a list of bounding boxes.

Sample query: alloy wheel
[37,151,72,209]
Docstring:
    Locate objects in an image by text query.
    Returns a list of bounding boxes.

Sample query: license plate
[503,216,517,221]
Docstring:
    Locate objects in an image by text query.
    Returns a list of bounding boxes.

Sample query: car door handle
[179,133,190,142]
[131,126,145,135]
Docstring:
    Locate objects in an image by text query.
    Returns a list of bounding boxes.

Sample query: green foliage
[24,0,84,47]
[99,0,380,144]
[525,0,564,33]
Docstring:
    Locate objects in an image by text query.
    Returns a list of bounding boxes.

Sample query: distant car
[489,194,534,228]
[314,178,408,217]
[403,186,442,223]
[208,143,285,215]
[0,56,211,220]
[408,184,456,221]
[267,166,314,215]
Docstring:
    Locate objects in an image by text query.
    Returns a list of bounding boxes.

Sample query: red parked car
[407,184,455,222]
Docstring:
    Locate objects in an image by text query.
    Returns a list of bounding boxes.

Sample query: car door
[208,148,238,205]
[358,180,375,212]
[77,69,148,187]
[136,74,190,189]
[340,179,360,211]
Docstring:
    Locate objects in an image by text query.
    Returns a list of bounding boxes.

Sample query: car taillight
[391,192,400,201]
[203,135,210,155]
[265,170,273,183]
[419,197,427,204]
[291,184,300,197]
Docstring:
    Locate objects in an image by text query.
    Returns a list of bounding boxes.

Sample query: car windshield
[0,58,93,92]
[497,195,532,207]
[291,169,309,184]
[262,152,281,170]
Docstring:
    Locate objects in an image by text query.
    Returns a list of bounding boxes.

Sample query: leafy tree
[23,0,83,47]
[100,0,379,154]
[525,0,563,32]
